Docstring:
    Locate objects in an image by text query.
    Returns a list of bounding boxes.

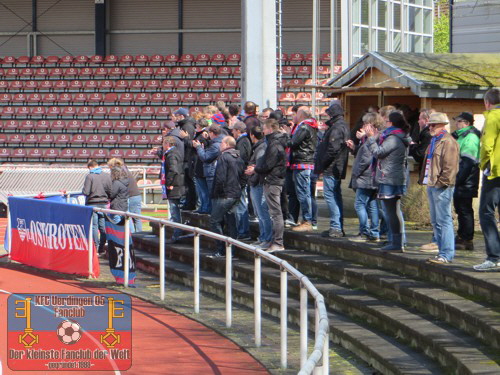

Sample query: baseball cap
[173,108,189,117]
[453,112,474,124]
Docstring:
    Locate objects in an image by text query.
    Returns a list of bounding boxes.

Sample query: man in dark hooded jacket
[174,107,196,210]
[210,136,245,257]
[315,100,349,238]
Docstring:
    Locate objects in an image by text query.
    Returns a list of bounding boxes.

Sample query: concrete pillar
[241,0,277,110]
[341,0,350,71]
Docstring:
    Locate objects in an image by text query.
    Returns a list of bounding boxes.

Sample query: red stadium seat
[25,80,37,90]
[161,80,175,90]
[76,149,93,159]
[16,106,31,116]
[59,55,74,65]
[109,67,124,76]
[179,54,195,65]
[141,106,155,117]
[50,120,66,130]
[55,134,71,144]
[67,120,82,130]
[109,106,124,117]
[61,106,76,117]
[198,93,213,103]
[217,66,232,77]
[289,53,305,64]
[0,148,11,158]
[12,148,27,159]
[59,93,73,103]
[89,92,104,103]
[75,55,89,65]
[95,67,108,77]
[201,66,217,77]
[103,134,119,144]
[151,92,166,102]
[297,65,312,76]
[134,54,149,64]
[87,134,103,145]
[165,54,178,65]
[284,78,304,87]
[71,134,86,144]
[185,66,201,77]
[27,149,43,158]
[99,120,114,130]
[93,106,108,117]
[12,93,27,103]
[189,106,202,115]
[230,92,241,102]
[113,120,129,131]
[31,106,46,117]
[24,134,39,144]
[64,67,79,77]
[38,133,54,145]
[11,81,24,90]
[146,120,162,130]
[210,53,225,65]
[151,134,163,145]
[19,120,35,130]
[1,107,15,117]
[156,106,171,118]
[104,92,118,103]
[124,67,139,77]
[0,93,11,103]
[3,120,18,130]
[7,134,23,143]
[80,67,93,76]
[281,66,297,77]
[60,148,76,159]
[135,93,150,103]
[135,134,151,145]
[183,92,198,104]
[17,56,30,65]
[195,53,210,65]
[104,55,118,64]
[226,53,240,65]
[208,79,223,91]
[119,134,134,145]
[166,93,181,103]
[44,149,60,158]
[175,79,190,91]
[140,67,154,77]
[278,92,296,103]
[36,119,51,130]
[150,54,164,65]
[74,93,88,103]
[98,79,115,89]
[2,56,16,65]
[316,66,331,76]
[50,67,65,78]
[109,149,125,158]
[124,106,140,117]
[192,79,207,90]
[82,120,98,130]
[0,81,8,90]
[170,67,185,77]
[6,68,19,77]
[214,92,230,102]
[141,149,157,159]
[119,93,134,103]
[130,120,145,131]
[120,54,133,64]
[277,52,289,62]
[224,79,239,90]
[124,149,141,159]
[296,92,312,103]
[154,67,170,77]
[90,55,103,64]
[115,80,129,90]
[130,80,144,90]
[35,67,49,77]
[54,80,68,90]
[320,53,332,63]
[20,68,35,77]
[233,66,241,76]
[68,80,83,90]
[146,80,160,90]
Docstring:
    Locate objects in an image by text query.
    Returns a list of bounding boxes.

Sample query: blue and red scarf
[161,146,175,199]
[426,130,447,159]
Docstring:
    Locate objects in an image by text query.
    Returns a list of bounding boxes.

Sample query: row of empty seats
[0,133,162,145]
[1,53,339,67]
[0,92,242,105]
[0,147,157,160]
[1,119,164,131]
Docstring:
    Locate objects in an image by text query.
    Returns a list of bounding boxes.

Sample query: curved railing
[94,207,330,374]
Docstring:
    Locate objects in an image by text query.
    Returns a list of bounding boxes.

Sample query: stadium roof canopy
[327,52,500,99]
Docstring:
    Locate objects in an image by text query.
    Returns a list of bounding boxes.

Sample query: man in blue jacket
[193,125,224,195]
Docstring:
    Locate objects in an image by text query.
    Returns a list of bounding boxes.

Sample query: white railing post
[225,243,232,328]
[300,285,308,367]
[280,268,287,369]
[87,215,93,278]
[323,327,329,375]
[254,254,261,347]
[159,224,165,300]
[124,216,130,288]
[194,233,200,313]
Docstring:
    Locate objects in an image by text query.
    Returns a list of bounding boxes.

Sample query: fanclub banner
[8,197,100,277]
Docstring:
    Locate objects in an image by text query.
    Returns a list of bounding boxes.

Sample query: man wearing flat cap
[451,112,480,251]
[419,112,460,264]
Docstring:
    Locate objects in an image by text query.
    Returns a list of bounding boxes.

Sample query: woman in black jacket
[107,164,129,224]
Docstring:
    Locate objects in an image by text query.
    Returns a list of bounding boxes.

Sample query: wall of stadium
[0,0,338,57]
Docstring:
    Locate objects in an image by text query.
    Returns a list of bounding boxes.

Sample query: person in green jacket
[474,88,500,271]
[452,112,480,251]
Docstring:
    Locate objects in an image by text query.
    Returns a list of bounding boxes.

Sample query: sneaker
[420,242,439,252]
[473,260,500,271]
[237,235,252,242]
[367,236,380,243]
[209,251,226,258]
[284,219,297,228]
[427,255,450,264]
[249,216,259,223]
[292,221,313,232]
[266,244,285,252]
[321,228,344,238]
[350,233,369,242]
[312,224,318,230]
[251,240,263,247]
[258,241,272,250]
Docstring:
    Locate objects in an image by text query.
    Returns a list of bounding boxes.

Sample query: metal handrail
[92,207,330,374]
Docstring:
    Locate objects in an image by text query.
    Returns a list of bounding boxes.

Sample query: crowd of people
[83,88,500,271]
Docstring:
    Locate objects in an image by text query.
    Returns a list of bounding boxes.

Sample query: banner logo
[17,218,27,242]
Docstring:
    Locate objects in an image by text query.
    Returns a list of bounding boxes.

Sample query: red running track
[0,267,268,375]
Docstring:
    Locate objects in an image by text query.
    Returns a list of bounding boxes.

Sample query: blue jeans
[235,189,250,238]
[89,203,107,253]
[168,199,183,239]
[323,175,343,230]
[194,177,211,213]
[128,195,142,233]
[479,177,500,261]
[250,185,272,243]
[310,174,318,226]
[427,186,455,261]
[355,188,379,238]
[293,169,312,222]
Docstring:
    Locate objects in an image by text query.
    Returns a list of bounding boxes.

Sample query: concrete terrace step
[133,233,500,374]
[133,247,441,375]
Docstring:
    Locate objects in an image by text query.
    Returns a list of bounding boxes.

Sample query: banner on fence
[8,197,100,277]
[105,217,136,285]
